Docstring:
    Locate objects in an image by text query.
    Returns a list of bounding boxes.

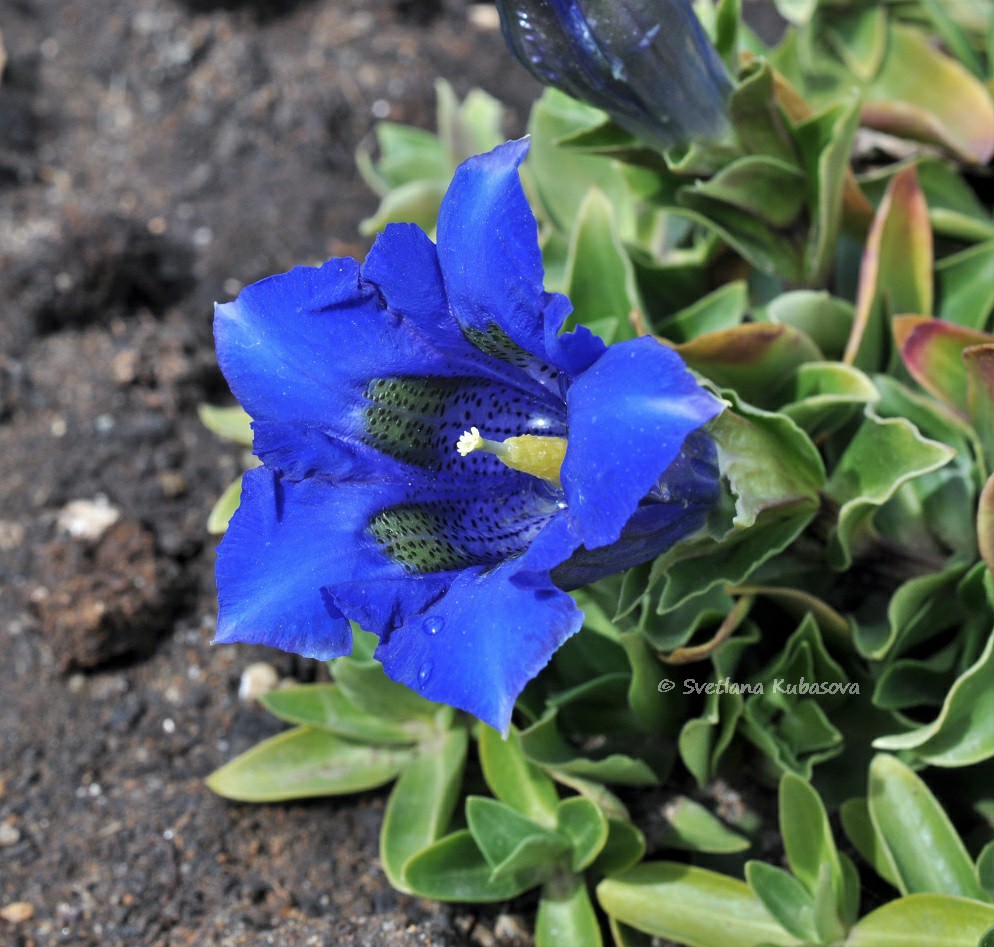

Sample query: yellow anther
[456,426,567,488]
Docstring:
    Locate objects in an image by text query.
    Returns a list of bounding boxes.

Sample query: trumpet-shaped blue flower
[496,0,732,148]
[214,139,722,732]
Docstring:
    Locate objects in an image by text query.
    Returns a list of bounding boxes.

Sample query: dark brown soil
[0,2,540,943]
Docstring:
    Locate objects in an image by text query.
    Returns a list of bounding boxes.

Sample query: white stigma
[456,427,485,457]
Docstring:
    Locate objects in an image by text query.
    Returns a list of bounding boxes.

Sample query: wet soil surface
[0,2,541,943]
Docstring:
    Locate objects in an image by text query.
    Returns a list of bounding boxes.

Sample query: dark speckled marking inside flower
[369,487,560,573]
[362,374,566,475]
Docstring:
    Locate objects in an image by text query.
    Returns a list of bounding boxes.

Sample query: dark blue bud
[495,0,732,148]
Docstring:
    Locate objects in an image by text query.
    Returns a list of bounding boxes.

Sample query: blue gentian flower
[213,139,722,732]
[496,0,732,148]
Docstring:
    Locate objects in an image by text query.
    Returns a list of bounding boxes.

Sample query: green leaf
[865,754,986,899]
[978,843,994,900]
[590,819,647,877]
[332,652,441,723]
[846,894,994,946]
[745,861,816,942]
[840,797,901,889]
[260,684,420,745]
[936,240,994,331]
[782,362,879,439]
[865,23,994,164]
[779,773,844,901]
[678,689,744,788]
[764,291,855,361]
[894,316,992,416]
[478,724,560,826]
[380,728,467,892]
[564,189,640,343]
[844,165,933,371]
[597,863,801,947]
[556,797,609,872]
[207,476,242,535]
[466,796,569,878]
[874,632,994,766]
[521,713,661,787]
[198,404,253,446]
[795,94,863,286]
[656,282,749,344]
[359,179,447,236]
[675,324,822,409]
[659,796,750,854]
[403,830,546,902]
[528,89,649,241]
[205,727,412,802]
[537,874,603,947]
[826,410,955,569]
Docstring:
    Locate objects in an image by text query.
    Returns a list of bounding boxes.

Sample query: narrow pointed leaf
[206,727,412,802]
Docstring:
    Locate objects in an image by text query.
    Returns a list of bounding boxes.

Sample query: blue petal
[436,139,605,379]
[374,516,582,733]
[562,336,723,548]
[553,430,720,587]
[215,468,450,658]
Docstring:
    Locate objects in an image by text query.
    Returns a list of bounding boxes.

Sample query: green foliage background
[204,1,994,943]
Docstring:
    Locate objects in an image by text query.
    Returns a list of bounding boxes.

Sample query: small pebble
[0,824,20,847]
[238,663,279,703]
[57,497,120,541]
[0,902,34,923]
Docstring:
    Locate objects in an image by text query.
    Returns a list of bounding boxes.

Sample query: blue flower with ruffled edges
[213,139,722,732]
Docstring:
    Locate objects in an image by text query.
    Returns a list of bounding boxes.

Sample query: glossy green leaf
[198,404,253,445]
[597,863,800,947]
[682,156,807,228]
[678,689,743,788]
[864,24,994,164]
[782,362,879,439]
[380,728,468,892]
[764,291,855,360]
[206,727,411,802]
[844,166,933,371]
[478,725,560,826]
[466,796,569,879]
[207,476,242,535]
[403,830,546,903]
[591,819,647,877]
[846,894,994,946]
[826,411,955,569]
[564,189,640,343]
[980,473,994,576]
[780,772,844,902]
[840,797,901,888]
[260,684,420,745]
[521,714,661,787]
[965,345,994,467]
[936,241,994,331]
[537,874,603,947]
[894,316,992,416]
[866,754,986,899]
[874,633,994,765]
[556,797,609,872]
[978,842,994,899]
[656,282,749,344]
[674,324,822,409]
[745,861,816,942]
[332,652,441,723]
[660,797,750,854]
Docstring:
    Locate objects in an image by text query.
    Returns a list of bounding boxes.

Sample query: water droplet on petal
[421,615,445,636]
[417,661,434,688]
